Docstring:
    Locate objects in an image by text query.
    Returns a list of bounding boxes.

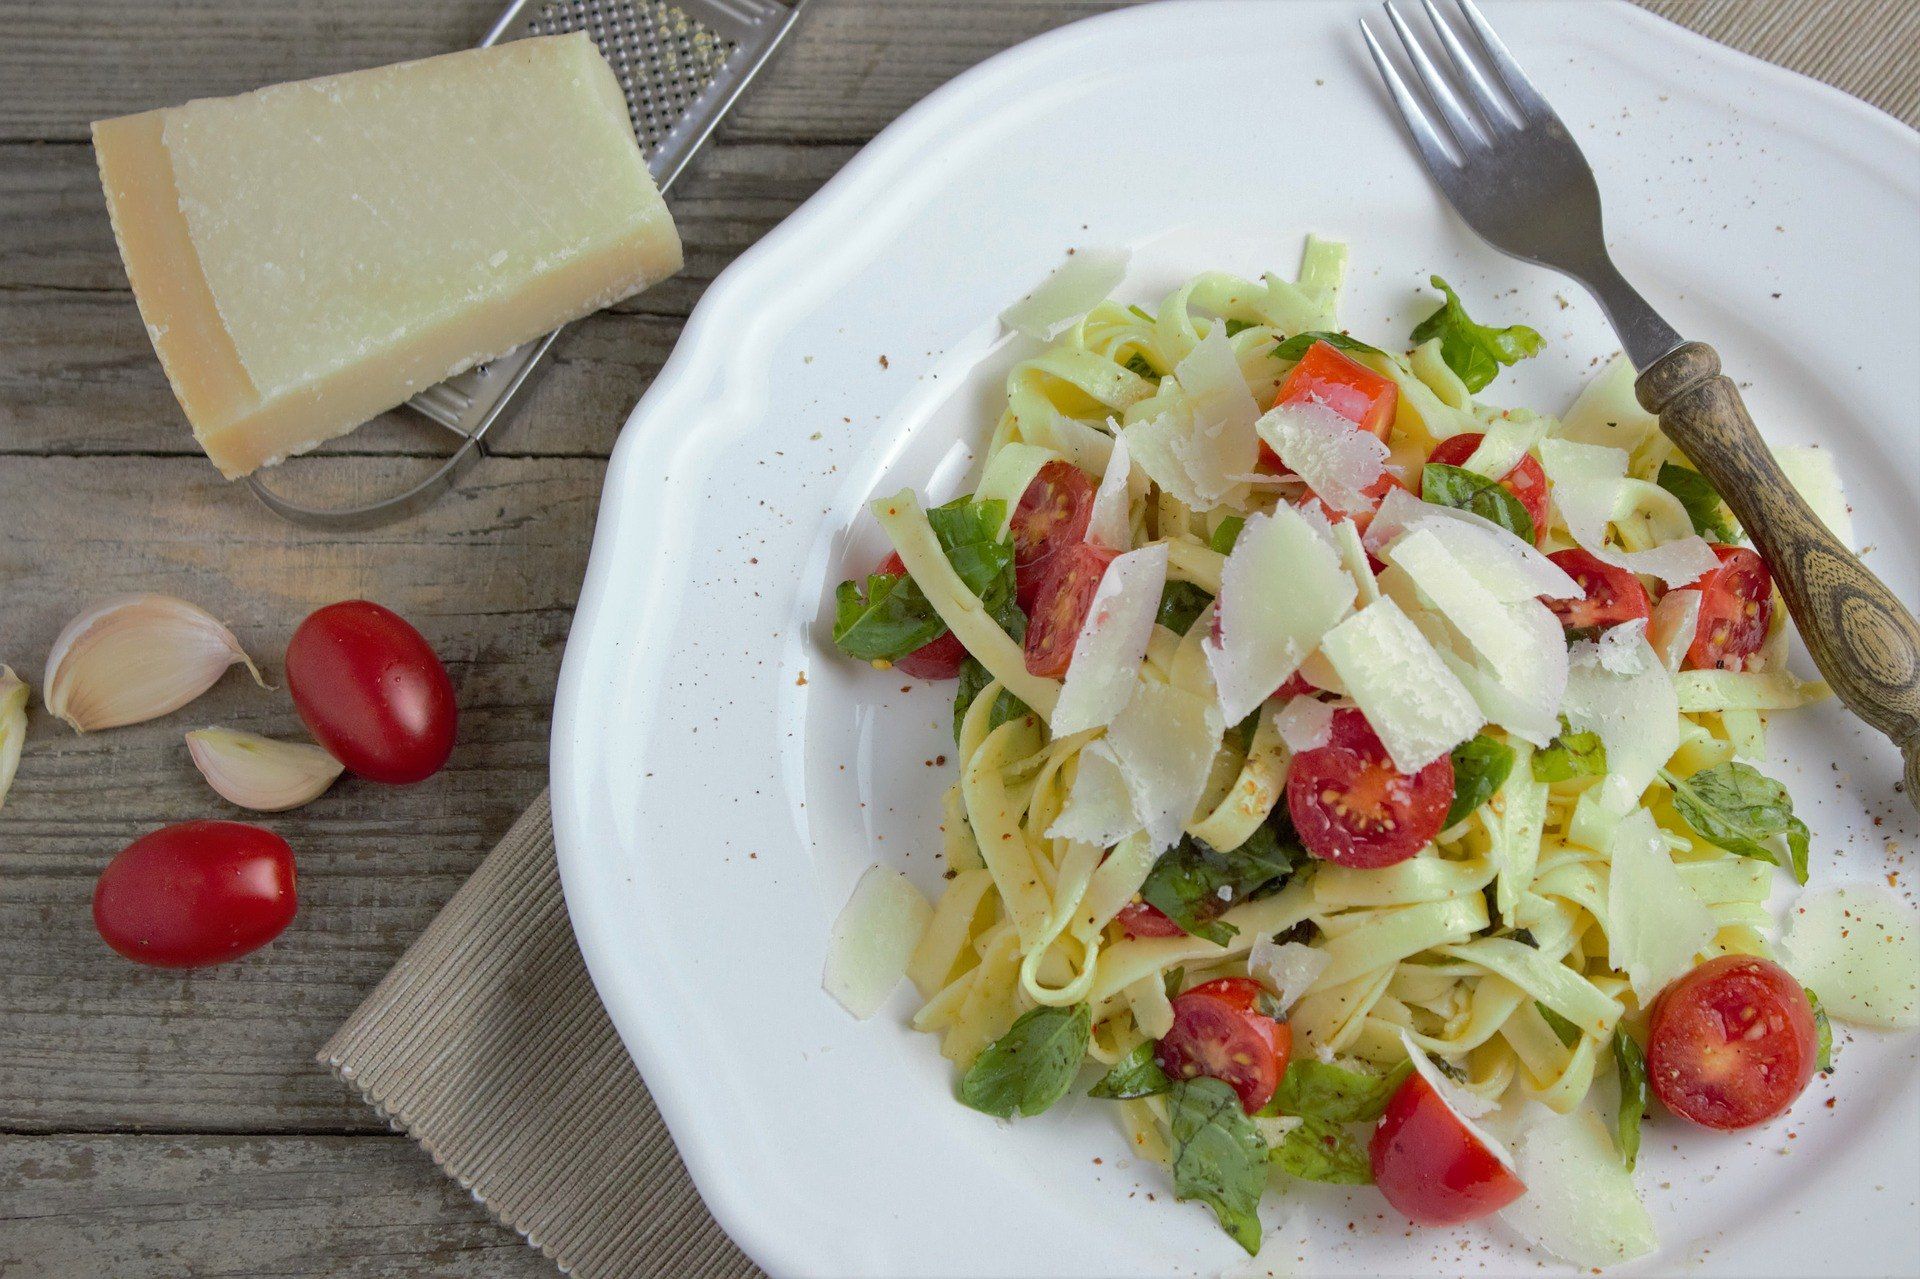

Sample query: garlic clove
[0,666,27,813]
[186,727,343,812]
[43,594,267,733]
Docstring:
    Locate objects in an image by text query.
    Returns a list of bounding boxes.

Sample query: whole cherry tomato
[286,601,457,784]
[93,821,297,967]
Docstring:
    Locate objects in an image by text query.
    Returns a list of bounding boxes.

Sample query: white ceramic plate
[552,3,1920,1274]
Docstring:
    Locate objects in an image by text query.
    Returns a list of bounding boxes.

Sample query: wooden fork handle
[1637,341,1920,807]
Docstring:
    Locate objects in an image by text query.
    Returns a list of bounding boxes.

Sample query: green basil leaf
[1139,827,1299,946]
[952,657,1031,743]
[1409,275,1545,392]
[1271,330,1385,362]
[1164,966,1187,1001]
[1168,1078,1269,1255]
[1223,318,1255,337]
[1123,350,1159,380]
[1532,726,1608,782]
[1263,1058,1411,1124]
[831,573,949,662]
[1421,462,1536,543]
[926,496,1016,611]
[1612,1029,1647,1169]
[1270,1115,1373,1185]
[1807,988,1834,1073]
[1210,515,1245,555]
[958,1003,1091,1118]
[1156,580,1214,637]
[1089,1041,1172,1100]
[1445,735,1515,828]
[1663,762,1811,882]
[1657,462,1741,543]
[1537,1001,1583,1048]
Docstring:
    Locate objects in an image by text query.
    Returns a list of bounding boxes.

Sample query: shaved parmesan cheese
[1205,506,1356,724]
[1385,529,1570,734]
[1046,741,1142,846]
[1173,326,1260,480]
[1328,518,1380,604]
[1051,544,1166,735]
[1366,487,1579,600]
[1028,408,1115,475]
[1593,619,1650,675]
[972,442,1054,539]
[1249,937,1330,1013]
[1647,588,1701,672]
[1557,354,1659,456]
[1539,439,1718,586]
[1105,679,1224,852]
[1500,1105,1657,1268]
[1121,406,1247,512]
[999,248,1129,340]
[1273,695,1334,752]
[1459,411,1548,480]
[1776,445,1856,547]
[1784,884,1919,1029]
[824,865,934,1020]
[1562,636,1678,813]
[1320,598,1482,772]
[1296,650,1345,696]
[1607,809,1715,1003]
[1438,644,1560,747]
[1400,1031,1503,1132]
[1254,401,1389,515]
[1085,432,1132,550]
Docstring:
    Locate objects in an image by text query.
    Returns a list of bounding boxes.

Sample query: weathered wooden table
[0,3,1140,1273]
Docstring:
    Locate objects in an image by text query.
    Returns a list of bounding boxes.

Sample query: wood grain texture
[1637,342,1920,802]
[0,1134,558,1278]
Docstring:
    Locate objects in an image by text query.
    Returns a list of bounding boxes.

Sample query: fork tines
[1362,0,1563,167]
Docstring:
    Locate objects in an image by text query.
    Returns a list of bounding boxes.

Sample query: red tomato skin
[1542,548,1652,632]
[1287,709,1455,868]
[1685,545,1775,671]
[286,601,458,784]
[1425,432,1551,545]
[1011,461,1096,610]
[1184,976,1265,1012]
[1155,988,1291,1114]
[92,821,297,968]
[1646,954,1817,1130]
[1277,341,1399,440]
[1371,1072,1525,1226]
[873,554,967,680]
[1023,542,1118,678]
[1116,901,1186,938]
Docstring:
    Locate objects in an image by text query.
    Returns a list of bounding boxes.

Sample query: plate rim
[551,3,1920,1275]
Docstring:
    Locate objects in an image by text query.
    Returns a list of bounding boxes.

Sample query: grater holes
[524,0,738,150]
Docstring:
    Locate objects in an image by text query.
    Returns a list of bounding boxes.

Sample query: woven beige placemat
[320,7,1918,1278]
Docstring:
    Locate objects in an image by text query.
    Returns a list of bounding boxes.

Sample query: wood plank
[0,139,853,459]
[0,456,602,1132]
[0,1133,559,1278]
[1,1,1127,144]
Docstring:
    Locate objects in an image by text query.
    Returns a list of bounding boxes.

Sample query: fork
[1363,0,1920,807]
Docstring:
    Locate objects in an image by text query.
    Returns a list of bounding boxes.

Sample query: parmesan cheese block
[92,34,682,478]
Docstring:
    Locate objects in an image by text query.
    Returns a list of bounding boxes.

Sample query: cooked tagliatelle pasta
[821,239,1910,1268]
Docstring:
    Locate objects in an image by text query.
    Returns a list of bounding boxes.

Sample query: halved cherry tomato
[874,553,967,680]
[92,821,297,968]
[1646,954,1816,1130]
[1686,545,1774,671]
[1010,460,1096,610]
[286,601,457,784]
[1116,900,1186,938]
[1155,981,1292,1113]
[1023,541,1117,678]
[1287,709,1454,868]
[1259,339,1400,470]
[1425,431,1550,545]
[1371,1071,1525,1225]
[1541,547,1651,633]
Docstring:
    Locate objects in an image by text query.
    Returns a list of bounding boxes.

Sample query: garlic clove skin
[43,594,267,733]
[186,727,344,812]
[0,666,27,813]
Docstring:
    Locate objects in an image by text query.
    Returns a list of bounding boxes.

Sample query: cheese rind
[93,34,682,478]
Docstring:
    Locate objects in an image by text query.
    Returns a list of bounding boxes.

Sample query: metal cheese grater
[247,0,808,528]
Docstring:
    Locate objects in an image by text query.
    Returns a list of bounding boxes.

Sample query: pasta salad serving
[819,239,1919,1267]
